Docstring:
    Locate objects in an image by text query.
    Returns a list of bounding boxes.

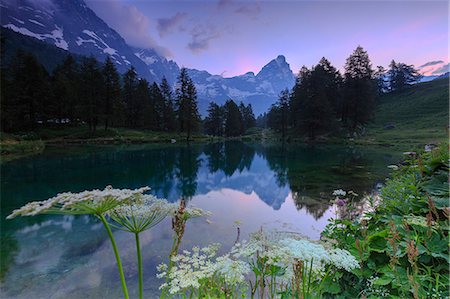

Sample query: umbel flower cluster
[158,230,360,297]
[7,186,151,218]
[7,186,211,299]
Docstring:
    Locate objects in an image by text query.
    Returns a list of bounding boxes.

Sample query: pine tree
[374,66,388,94]
[343,46,377,129]
[175,68,201,141]
[289,58,339,139]
[224,99,243,137]
[50,55,79,124]
[238,102,256,133]
[204,102,224,136]
[387,60,422,91]
[79,56,104,133]
[5,51,51,131]
[102,56,121,130]
[123,67,139,128]
[150,82,165,130]
[160,77,176,132]
[136,79,151,129]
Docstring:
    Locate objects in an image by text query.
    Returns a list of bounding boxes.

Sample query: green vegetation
[0,133,44,161]
[360,78,449,147]
[323,145,449,298]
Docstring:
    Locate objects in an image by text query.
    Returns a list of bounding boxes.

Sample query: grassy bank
[0,127,210,161]
[358,78,449,148]
[0,133,45,162]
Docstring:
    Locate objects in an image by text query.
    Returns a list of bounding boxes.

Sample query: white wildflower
[328,248,360,271]
[332,189,346,196]
[215,255,251,285]
[7,186,150,218]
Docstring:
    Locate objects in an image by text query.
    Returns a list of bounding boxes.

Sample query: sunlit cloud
[419,60,444,68]
[431,63,449,75]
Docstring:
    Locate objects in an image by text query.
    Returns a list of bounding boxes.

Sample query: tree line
[265,46,422,139]
[204,100,255,137]
[1,51,201,140]
[1,46,422,140]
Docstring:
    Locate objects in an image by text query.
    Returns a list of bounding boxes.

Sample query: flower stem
[135,232,143,299]
[99,214,129,299]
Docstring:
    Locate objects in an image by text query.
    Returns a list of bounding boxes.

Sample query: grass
[0,134,45,162]
[359,78,449,148]
[0,127,210,161]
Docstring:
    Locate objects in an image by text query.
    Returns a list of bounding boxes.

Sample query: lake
[0,142,400,298]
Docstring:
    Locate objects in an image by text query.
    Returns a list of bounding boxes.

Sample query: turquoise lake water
[0,142,400,298]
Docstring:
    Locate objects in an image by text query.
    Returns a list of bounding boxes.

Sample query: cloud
[431,63,449,75]
[187,25,221,53]
[85,0,171,57]
[157,12,187,37]
[419,60,444,68]
[235,3,261,16]
[217,0,233,9]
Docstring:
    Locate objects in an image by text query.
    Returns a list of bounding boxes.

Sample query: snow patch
[4,23,45,39]
[4,24,68,50]
[134,52,156,65]
[82,30,118,56]
[12,17,25,24]
[28,19,45,27]
[256,80,275,94]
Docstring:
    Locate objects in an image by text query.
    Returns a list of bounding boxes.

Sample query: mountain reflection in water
[0,141,399,298]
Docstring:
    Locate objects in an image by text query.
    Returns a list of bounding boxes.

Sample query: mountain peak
[276,55,286,63]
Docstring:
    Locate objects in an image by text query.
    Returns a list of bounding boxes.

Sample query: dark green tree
[374,65,388,95]
[387,60,422,91]
[122,67,139,128]
[136,79,151,129]
[50,54,79,124]
[175,68,201,141]
[290,58,340,139]
[102,56,122,130]
[204,102,224,136]
[79,56,104,133]
[3,51,51,131]
[343,46,377,129]
[149,82,165,130]
[239,102,256,133]
[224,99,243,137]
[160,77,176,132]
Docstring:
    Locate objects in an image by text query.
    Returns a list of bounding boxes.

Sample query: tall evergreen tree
[150,82,165,130]
[160,77,176,132]
[79,56,104,133]
[387,60,422,91]
[5,51,51,131]
[289,58,339,139]
[122,67,139,128]
[239,102,256,133]
[102,56,122,130]
[224,99,243,137]
[175,68,201,141]
[374,65,388,95]
[204,102,224,136]
[343,46,377,129]
[50,54,79,124]
[136,79,151,129]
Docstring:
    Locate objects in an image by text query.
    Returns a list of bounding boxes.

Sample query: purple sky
[85,0,449,77]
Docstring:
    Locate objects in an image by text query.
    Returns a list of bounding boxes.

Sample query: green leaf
[373,275,393,286]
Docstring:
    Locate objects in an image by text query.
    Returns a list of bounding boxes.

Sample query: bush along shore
[322,144,449,298]
[6,145,448,298]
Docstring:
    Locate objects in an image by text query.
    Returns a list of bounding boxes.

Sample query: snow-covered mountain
[0,0,156,81]
[1,0,296,115]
